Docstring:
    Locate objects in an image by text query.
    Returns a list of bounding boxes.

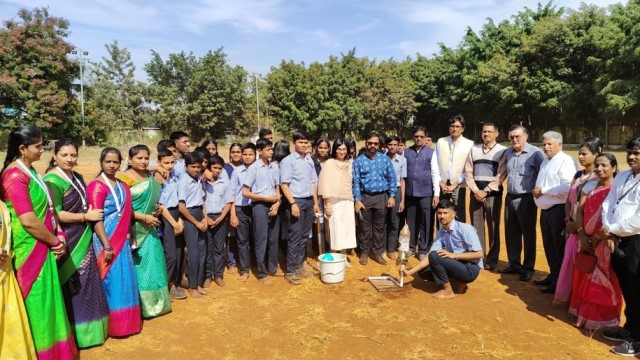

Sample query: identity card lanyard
[616,172,640,209]
[101,173,122,217]
[56,166,87,211]
[16,159,56,228]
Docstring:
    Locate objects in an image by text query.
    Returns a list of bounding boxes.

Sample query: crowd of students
[1,121,639,358]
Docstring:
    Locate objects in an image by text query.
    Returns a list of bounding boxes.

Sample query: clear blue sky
[0,0,623,81]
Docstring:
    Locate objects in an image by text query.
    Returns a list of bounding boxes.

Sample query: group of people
[0,115,639,358]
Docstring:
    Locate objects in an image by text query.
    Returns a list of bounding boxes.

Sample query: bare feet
[228,266,238,275]
[197,286,208,295]
[203,278,212,288]
[259,277,273,286]
[213,277,225,287]
[239,273,249,282]
[190,289,203,299]
[431,289,455,299]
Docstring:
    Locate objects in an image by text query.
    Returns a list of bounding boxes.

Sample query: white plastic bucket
[318,253,347,284]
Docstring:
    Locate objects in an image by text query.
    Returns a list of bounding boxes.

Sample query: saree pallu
[45,172,109,348]
[87,178,142,337]
[2,168,77,359]
[0,200,37,360]
[553,176,596,308]
[120,174,171,318]
[569,184,623,329]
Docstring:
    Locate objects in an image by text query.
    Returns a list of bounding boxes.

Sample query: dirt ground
[3,146,630,359]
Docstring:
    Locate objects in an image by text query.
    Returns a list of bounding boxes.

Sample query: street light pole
[254,73,260,134]
[71,49,88,147]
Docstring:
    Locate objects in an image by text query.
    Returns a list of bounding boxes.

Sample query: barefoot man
[403,199,483,299]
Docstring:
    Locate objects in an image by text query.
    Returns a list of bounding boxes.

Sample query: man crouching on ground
[403,199,483,299]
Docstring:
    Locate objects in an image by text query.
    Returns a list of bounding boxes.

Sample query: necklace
[16,159,56,227]
[56,166,87,211]
[101,173,123,216]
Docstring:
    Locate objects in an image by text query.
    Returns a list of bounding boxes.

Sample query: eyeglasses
[414,135,425,138]
[449,125,462,128]
[366,142,379,146]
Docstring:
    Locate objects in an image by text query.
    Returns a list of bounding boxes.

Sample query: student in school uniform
[243,139,281,286]
[177,152,208,299]
[280,129,320,285]
[170,131,191,178]
[154,148,186,300]
[229,143,257,282]
[223,142,243,274]
[203,155,232,288]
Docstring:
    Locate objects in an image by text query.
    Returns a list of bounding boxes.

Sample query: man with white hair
[532,131,577,294]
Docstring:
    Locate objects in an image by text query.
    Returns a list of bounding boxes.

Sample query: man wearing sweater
[435,114,475,223]
[465,123,506,271]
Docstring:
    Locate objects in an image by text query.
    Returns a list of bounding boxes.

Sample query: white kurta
[327,198,357,251]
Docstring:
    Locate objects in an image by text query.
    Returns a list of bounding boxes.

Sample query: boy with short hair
[243,138,281,285]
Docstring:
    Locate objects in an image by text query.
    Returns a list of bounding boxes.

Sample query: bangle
[51,238,61,248]
[104,245,113,251]
[82,213,86,222]
[56,230,67,238]
[290,202,297,205]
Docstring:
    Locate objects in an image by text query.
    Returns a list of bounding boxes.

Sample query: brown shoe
[213,277,225,287]
[386,252,397,260]
[359,254,368,265]
[373,255,387,265]
[169,286,187,300]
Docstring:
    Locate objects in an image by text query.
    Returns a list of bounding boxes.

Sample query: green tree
[0,7,78,133]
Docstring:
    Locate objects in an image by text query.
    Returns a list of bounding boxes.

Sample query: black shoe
[484,264,496,271]
[541,286,556,294]
[519,273,532,282]
[359,254,369,265]
[499,266,520,275]
[611,340,640,356]
[372,255,387,265]
[602,327,632,343]
[534,277,553,286]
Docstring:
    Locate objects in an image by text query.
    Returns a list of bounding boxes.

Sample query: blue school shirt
[159,169,179,208]
[174,157,186,178]
[243,160,280,197]
[177,172,204,208]
[204,176,232,214]
[230,165,251,207]
[279,152,317,198]
[430,220,483,268]
[390,154,407,187]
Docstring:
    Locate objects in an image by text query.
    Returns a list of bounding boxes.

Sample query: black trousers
[441,184,467,223]
[183,207,206,289]
[205,213,227,279]
[469,194,502,267]
[252,201,280,278]
[360,193,388,257]
[235,206,253,274]
[406,195,433,255]
[540,204,566,284]
[504,194,537,274]
[385,188,403,253]
[286,197,314,275]
[161,207,184,287]
[612,237,640,341]
[419,251,480,284]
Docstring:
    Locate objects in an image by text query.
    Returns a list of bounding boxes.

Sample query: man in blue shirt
[280,129,320,285]
[353,132,397,266]
[403,199,484,299]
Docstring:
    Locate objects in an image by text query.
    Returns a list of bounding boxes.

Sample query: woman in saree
[552,138,601,308]
[44,138,110,348]
[87,147,142,337]
[118,145,171,318]
[0,199,37,359]
[569,153,623,329]
[0,126,77,359]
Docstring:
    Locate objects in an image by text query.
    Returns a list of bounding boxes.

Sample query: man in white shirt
[599,138,640,356]
[532,131,576,294]
[435,114,474,223]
